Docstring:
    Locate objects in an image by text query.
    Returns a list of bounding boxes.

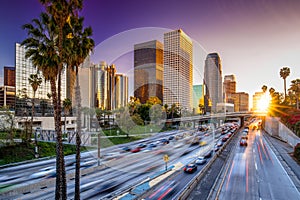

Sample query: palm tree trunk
[284,78,287,100]
[55,24,67,199]
[75,73,82,200]
[51,79,62,200]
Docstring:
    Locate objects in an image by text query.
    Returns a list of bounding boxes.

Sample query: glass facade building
[204,53,223,113]
[163,29,193,110]
[134,40,163,103]
[15,43,66,115]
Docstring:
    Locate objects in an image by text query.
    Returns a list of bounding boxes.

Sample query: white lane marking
[255,162,257,170]
[253,149,255,153]
[262,135,300,196]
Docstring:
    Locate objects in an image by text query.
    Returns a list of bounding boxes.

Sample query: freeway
[217,128,300,200]
[0,123,238,199]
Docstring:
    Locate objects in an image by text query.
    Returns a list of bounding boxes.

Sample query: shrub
[294,143,300,162]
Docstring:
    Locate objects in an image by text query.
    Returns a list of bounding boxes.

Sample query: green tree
[280,67,290,100]
[289,79,300,110]
[28,73,42,138]
[63,98,72,134]
[22,9,63,199]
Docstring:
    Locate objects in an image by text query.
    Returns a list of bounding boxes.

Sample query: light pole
[97,133,101,166]
[35,127,40,158]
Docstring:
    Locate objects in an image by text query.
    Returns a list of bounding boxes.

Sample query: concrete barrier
[264,117,300,147]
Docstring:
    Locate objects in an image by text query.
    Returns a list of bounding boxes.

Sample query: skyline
[0,0,300,109]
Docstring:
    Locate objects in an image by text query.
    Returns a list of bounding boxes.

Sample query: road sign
[163,154,169,162]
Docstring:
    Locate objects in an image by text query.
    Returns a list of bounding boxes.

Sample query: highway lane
[7,129,202,199]
[218,128,300,200]
[2,125,230,199]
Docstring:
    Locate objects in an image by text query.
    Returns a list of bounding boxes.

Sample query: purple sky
[1,0,300,108]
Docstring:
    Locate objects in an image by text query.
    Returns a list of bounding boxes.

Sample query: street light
[35,127,41,158]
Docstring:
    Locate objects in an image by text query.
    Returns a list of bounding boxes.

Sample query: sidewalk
[264,132,300,191]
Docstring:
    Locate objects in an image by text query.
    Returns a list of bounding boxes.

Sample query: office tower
[223,74,236,100]
[204,53,223,113]
[230,92,249,112]
[0,86,15,108]
[15,43,67,99]
[4,66,15,87]
[163,29,193,110]
[115,74,128,108]
[107,64,116,110]
[89,61,108,109]
[193,85,204,113]
[134,40,163,103]
[87,61,128,111]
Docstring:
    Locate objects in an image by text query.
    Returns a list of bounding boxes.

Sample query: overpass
[162,111,267,128]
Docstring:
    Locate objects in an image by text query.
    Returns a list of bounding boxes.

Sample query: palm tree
[280,67,290,100]
[198,103,205,115]
[66,15,94,200]
[28,73,42,154]
[289,79,300,109]
[262,85,268,93]
[21,11,65,199]
[63,98,72,134]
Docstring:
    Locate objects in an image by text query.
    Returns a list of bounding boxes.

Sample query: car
[222,135,229,142]
[121,146,131,152]
[131,147,141,153]
[149,143,157,148]
[195,156,207,165]
[240,139,247,146]
[168,135,175,140]
[199,141,207,146]
[138,143,147,148]
[204,150,213,159]
[241,133,248,140]
[183,163,197,173]
[216,140,223,147]
[160,138,169,144]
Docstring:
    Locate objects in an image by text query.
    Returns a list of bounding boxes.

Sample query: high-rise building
[4,66,15,87]
[15,43,67,116]
[87,61,128,110]
[115,74,128,109]
[134,40,163,103]
[0,86,15,109]
[89,61,108,109]
[192,85,204,113]
[204,53,223,113]
[229,92,249,112]
[163,29,193,110]
[15,43,67,100]
[223,74,236,101]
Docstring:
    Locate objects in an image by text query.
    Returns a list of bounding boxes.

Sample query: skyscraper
[4,66,15,87]
[204,53,223,113]
[134,40,163,103]
[163,29,193,110]
[15,43,67,115]
[115,74,128,108]
[223,74,236,99]
[230,92,249,111]
[90,61,108,109]
[193,85,204,114]
[88,61,128,110]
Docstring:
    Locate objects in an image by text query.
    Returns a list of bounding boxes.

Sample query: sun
[257,94,270,112]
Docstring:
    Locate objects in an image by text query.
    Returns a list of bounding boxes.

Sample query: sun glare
[257,94,270,112]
